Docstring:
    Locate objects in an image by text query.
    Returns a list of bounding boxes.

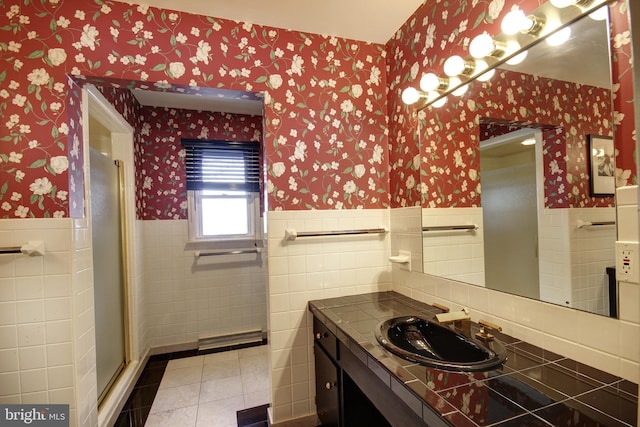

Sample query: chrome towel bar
[285,227,388,241]
[0,241,46,256]
[576,220,615,229]
[422,225,478,232]
[195,248,262,257]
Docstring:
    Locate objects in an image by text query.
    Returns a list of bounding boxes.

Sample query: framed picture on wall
[588,134,615,196]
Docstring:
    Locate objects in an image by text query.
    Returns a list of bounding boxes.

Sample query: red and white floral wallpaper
[415,69,613,208]
[387,0,635,208]
[1,0,389,218]
[0,0,635,218]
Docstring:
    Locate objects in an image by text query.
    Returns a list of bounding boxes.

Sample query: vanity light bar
[401,0,613,109]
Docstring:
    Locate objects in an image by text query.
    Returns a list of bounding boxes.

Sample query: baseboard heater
[198,329,265,350]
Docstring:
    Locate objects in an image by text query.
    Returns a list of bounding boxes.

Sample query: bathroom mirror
[420,9,617,317]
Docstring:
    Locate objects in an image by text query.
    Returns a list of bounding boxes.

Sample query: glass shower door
[90,147,127,403]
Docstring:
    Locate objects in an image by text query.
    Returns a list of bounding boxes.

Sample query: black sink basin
[375,316,507,371]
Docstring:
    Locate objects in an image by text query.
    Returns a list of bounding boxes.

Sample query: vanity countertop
[309,291,638,427]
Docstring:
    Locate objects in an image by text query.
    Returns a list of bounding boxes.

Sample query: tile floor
[116,344,270,427]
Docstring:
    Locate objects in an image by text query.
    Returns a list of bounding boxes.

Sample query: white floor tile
[145,346,271,427]
[204,350,239,365]
[145,405,198,427]
[199,376,244,404]
[150,383,201,414]
[202,359,241,381]
[196,396,245,427]
[166,355,204,370]
[159,365,203,389]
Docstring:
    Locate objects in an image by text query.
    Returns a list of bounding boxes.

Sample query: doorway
[480,129,542,299]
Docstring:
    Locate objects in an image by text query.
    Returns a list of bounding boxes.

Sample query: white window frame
[187,189,262,244]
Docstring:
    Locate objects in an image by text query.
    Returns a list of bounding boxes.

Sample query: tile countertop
[308,291,638,427]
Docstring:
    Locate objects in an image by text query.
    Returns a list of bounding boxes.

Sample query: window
[182,139,261,242]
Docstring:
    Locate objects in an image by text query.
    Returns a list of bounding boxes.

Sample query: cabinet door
[315,343,340,426]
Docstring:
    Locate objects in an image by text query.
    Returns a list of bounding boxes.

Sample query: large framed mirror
[418,6,618,317]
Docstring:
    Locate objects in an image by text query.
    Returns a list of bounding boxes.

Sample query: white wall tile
[18,346,46,370]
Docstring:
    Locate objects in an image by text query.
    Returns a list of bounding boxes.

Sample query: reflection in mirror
[421,9,617,317]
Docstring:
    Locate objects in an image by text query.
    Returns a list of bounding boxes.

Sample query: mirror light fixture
[401,0,608,109]
[401,87,423,105]
[444,55,476,77]
[420,73,449,92]
[469,34,507,59]
[501,9,545,35]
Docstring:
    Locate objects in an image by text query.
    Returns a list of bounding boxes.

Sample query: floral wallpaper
[387,0,635,208]
[1,0,635,218]
[1,0,389,219]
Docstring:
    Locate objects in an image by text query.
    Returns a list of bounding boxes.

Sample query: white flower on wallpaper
[272,162,286,177]
[48,48,67,66]
[50,156,69,174]
[79,24,99,50]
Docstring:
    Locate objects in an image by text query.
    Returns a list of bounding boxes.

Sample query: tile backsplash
[267,209,392,422]
[0,219,81,426]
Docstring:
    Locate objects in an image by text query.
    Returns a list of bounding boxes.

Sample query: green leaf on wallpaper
[299,188,309,194]
[112,20,121,27]
[30,194,38,205]
[343,166,353,174]
[170,35,176,47]
[296,102,307,109]
[339,86,350,93]
[57,141,64,151]
[93,11,101,22]
[255,76,267,83]
[27,50,44,59]
[29,159,46,169]
[473,11,485,29]
[152,64,166,71]
[1,182,7,196]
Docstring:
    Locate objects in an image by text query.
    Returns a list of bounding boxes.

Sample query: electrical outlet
[616,241,640,284]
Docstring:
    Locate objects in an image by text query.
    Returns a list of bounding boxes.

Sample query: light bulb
[452,84,469,97]
[420,73,442,92]
[501,9,528,34]
[589,6,607,21]
[506,50,528,65]
[469,34,495,59]
[476,68,495,82]
[521,138,536,146]
[546,26,571,46]
[549,0,577,7]
[448,77,468,97]
[476,60,496,82]
[473,60,495,82]
[432,97,447,108]
[444,55,466,76]
[401,87,420,105]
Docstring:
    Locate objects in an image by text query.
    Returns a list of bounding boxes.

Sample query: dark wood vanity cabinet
[313,317,407,427]
[314,341,340,426]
